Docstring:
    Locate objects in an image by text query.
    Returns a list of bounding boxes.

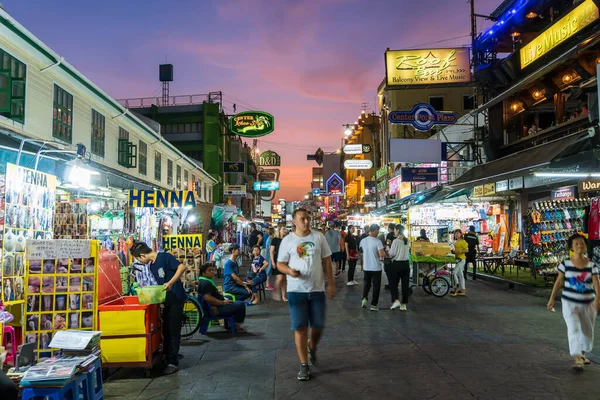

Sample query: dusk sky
[6,0,499,200]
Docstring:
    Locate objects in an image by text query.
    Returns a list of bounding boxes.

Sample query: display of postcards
[82,276,94,292]
[41,295,54,312]
[43,259,55,274]
[14,277,24,301]
[55,276,68,293]
[83,258,95,273]
[55,295,66,311]
[28,295,40,312]
[69,259,81,274]
[40,314,53,331]
[56,259,69,274]
[28,277,40,293]
[82,294,93,310]
[3,254,14,277]
[42,277,54,293]
[15,254,24,276]
[81,312,93,328]
[69,276,81,292]
[25,334,38,348]
[69,312,80,329]
[3,278,15,301]
[40,332,52,349]
[26,314,38,332]
[69,294,80,310]
[54,313,67,330]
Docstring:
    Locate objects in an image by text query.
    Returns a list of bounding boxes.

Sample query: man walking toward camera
[277,208,335,381]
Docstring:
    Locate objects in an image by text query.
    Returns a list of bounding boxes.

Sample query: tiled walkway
[104,269,600,399]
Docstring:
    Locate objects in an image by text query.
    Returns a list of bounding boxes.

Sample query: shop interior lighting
[532,90,543,99]
[187,215,196,222]
[526,11,538,18]
[562,74,573,84]
[344,127,353,136]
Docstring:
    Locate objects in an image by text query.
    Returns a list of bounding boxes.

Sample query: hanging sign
[224,162,245,173]
[258,150,281,167]
[579,179,600,193]
[229,111,274,137]
[552,186,577,201]
[254,181,280,191]
[163,234,203,250]
[376,166,389,180]
[325,173,345,195]
[224,185,247,196]
[26,240,91,260]
[483,183,496,196]
[473,185,483,197]
[509,177,524,190]
[344,160,373,170]
[343,144,363,154]
[128,190,196,208]
[385,48,471,86]
[401,167,438,182]
[389,104,457,131]
[495,180,509,192]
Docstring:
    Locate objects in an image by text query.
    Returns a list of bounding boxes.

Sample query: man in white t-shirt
[359,224,385,311]
[277,208,335,382]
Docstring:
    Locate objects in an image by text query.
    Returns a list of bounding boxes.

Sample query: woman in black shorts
[270,225,289,301]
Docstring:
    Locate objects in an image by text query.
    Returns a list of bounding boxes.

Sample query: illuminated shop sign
[389,104,457,131]
[520,0,599,69]
[385,48,471,86]
[129,190,196,208]
[229,111,275,137]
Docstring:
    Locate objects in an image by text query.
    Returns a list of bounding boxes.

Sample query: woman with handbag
[345,227,360,286]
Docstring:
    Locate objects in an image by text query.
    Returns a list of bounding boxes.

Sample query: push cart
[410,255,457,298]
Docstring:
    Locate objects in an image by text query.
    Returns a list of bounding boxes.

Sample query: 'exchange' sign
[385,48,471,86]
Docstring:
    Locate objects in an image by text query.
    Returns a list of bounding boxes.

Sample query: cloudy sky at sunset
[6,0,499,200]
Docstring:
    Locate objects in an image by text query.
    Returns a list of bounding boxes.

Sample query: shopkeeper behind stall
[131,242,186,376]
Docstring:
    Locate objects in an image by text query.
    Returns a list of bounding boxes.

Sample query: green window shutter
[0,70,11,113]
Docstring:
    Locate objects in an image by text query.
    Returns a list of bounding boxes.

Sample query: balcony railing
[117,94,210,109]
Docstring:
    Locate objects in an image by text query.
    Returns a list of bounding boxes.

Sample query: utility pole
[470,0,482,165]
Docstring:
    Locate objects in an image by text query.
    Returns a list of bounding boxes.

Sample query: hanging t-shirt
[588,198,600,240]
[359,236,384,272]
[277,231,332,293]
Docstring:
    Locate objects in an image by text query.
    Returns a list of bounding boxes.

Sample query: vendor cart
[411,255,457,297]
[98,296,162,375]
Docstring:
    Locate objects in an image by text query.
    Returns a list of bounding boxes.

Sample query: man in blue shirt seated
[131,242,186,375]
[198,263,246,333]
[223,244,252,301]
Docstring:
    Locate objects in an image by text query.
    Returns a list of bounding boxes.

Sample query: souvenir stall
[163,234,203,294]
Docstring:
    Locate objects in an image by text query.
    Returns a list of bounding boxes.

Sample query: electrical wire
[405,34,471,49]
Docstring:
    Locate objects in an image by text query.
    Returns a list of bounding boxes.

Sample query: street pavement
[104,267,600,400]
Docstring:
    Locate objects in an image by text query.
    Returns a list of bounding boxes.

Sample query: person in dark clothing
[416,229,430,242]
[0,370,17,400]
[198,262,246,332]
[386,223,396,243]
[132,241,187,376]
[248,223,263,249]
[345,229,360,286]
[464,226,479,280]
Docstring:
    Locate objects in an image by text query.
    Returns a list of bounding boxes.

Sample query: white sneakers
[399,304,408,311]
[361,298,368,308]
[390,300,401,310]
[370,306,379,311]
[347,280,358,286]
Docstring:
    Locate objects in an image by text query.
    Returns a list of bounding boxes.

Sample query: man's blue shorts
[287,291,326,330]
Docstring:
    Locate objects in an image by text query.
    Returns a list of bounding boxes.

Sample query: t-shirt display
[359,236,383,271]
[278,231,332,293]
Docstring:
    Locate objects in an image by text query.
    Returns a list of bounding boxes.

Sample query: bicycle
[181,289,202,338]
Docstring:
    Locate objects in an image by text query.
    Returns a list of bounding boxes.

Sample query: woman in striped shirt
[547,234,600,371]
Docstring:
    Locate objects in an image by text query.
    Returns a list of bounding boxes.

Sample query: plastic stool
[86,358,104,399]
[256,282,267,302]
[2,326,17,365]
[21,379,79,400]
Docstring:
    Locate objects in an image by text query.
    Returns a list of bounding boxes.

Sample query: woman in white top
[387,225,411,311]
[547,234,600,371]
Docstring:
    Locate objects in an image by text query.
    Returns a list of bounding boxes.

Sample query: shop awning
[448,130,590,190]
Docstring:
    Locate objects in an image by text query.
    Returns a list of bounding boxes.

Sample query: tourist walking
[325,225,343,277]
[344,227,360,286]
[277,208,335,381]
[387,225,410,310]
[547,234,600,371]
[450,230,468,297]
[270,225,289,302]
[359,224,385,311]
[264,227,275,290]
